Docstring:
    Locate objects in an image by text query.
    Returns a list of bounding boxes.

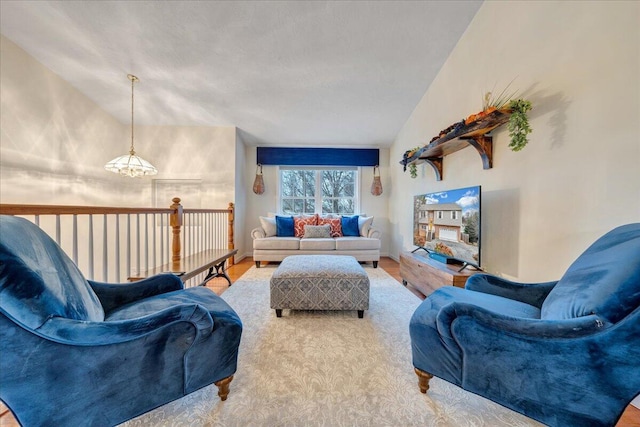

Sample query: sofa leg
[357,310,364,318]
[214,375,234,401]
[373,261,378,268]
[414,368,433,393]
[255,261,260,268]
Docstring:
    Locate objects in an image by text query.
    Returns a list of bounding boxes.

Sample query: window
[451,211,459,220]
[279,167,359,215]
[437,211,444,219]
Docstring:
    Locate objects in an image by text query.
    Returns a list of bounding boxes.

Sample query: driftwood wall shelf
[400,109,511,180]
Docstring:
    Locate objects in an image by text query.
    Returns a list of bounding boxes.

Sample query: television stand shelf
[399,251,475,298]
[400,109,511,181]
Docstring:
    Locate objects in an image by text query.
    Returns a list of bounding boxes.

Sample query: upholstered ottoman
[270,255,370,318]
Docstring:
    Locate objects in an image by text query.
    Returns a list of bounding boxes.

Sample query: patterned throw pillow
[317,216,342,237]
[303,224,331,238]
[293,214,318,238]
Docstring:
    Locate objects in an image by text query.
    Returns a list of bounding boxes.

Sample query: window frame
[277,166,360,215]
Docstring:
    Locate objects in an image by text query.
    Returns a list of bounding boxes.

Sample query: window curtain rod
[257,147,379,167]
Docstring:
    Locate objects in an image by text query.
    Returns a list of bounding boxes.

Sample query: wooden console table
[399,251,475,298]
[129,248,238,286]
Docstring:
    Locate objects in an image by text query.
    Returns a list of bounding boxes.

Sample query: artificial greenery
[507,99,532,151]
[405,145,422,178]
[409,163,418,179]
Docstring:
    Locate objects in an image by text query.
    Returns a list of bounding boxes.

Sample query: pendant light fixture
[104,74,158,177]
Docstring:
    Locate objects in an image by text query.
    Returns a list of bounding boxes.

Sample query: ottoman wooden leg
[214,375,234,401]
[358,310,364,318]
[414,368,433,393]
[275,309,282,317]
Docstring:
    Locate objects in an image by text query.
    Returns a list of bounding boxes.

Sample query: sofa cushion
[293,215,317,237]
[253,237,300,250]
[541,223,640,323]
[335,237,381,251]
[259,216,277,237]
[358,216,374,237]
[342,215,360,236]
[299,238,336,251]
[318,216,343,237]
[303,224,331,238]
[276,215,295,237]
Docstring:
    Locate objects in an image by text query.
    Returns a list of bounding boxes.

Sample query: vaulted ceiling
[0,1,482,147]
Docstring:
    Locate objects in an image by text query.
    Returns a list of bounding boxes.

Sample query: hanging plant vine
[507,99,532,151]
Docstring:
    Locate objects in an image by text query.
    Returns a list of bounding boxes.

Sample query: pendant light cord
[129,74,137,155]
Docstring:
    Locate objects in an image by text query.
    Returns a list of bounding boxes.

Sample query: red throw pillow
[293,215,318,237]
[318,216,343,237]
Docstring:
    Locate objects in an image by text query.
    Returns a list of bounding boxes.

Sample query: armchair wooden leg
[214,375,234,401]
[414,368,433,394]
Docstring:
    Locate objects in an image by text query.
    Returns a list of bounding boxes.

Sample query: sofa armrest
[251,227,266,239]
[367,228,381,239]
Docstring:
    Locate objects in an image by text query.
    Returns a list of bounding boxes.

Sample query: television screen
[413,185,481,267]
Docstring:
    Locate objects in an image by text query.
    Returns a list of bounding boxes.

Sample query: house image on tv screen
[418,203,463,243]
[413,186,480,266]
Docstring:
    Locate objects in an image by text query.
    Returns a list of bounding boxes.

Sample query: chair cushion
[541,223,640,323]
[0,216,104,329]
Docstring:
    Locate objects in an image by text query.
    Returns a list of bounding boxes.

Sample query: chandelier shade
[104,152,158,177]
[105,74,158,178]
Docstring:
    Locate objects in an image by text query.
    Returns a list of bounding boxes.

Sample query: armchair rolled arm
[251,227,266,239]
[89,273,184,314]
[35,304,213,346]
[465,273,557,308]
[437,302,609,341]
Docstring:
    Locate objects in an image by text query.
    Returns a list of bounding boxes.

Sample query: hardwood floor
[1,257,638,426]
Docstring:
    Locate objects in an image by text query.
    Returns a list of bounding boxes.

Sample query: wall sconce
[371,165,383,196]
[253,163,265,195]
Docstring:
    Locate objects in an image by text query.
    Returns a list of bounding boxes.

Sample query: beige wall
[0,35,136,206]
[1,35,237,212]
[389,1,640,281]
[241,145,391,259]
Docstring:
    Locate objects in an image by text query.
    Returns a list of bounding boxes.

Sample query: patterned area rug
[123,265,541,426]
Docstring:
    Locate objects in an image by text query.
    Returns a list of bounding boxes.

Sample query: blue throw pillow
[275,215,295,237]
[341,215,360,236]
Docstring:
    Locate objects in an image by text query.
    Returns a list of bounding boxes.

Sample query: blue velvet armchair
[410,223,640,427]
[0,215,243,426]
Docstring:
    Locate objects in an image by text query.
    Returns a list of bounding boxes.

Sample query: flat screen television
[413,185,481,269]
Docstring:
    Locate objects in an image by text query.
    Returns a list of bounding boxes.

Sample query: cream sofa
[251,215,381,268]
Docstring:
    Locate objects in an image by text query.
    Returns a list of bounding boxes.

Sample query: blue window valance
[257,147,379,167]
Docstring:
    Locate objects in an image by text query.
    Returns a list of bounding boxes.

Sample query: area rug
[123,265,541,427]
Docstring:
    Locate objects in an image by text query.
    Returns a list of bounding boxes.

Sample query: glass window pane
[282,199,294,213]
[281,168,356,215]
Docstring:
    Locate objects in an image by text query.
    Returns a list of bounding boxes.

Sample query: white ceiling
[0,1,482,147]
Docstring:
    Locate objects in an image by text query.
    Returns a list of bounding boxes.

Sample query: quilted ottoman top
[273,255,367,279]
